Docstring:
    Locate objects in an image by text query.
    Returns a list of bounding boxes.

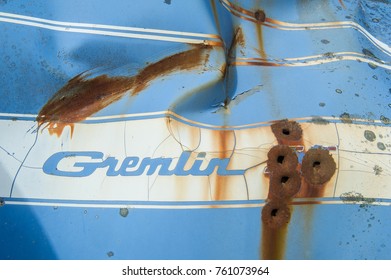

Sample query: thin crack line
[333,123,340,198]
[9,125,39,197]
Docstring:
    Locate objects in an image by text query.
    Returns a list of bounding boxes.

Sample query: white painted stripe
[0,11,219,39]
[0,113,385,129]
[0,15,217,45]
[5,200,265,209]
[5,199,391,209]
[234,52,391,70]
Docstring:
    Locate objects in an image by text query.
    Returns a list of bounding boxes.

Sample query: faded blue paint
[1,0,391,260]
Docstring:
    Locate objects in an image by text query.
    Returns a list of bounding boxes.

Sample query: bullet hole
[271,120,302,141]
[270,170,301,199]
[335,89,342,94]
[302,148,336,185]
[372,18,379,23]
[372,75,378,80]
[319,102,326,107]
[281,176,289,184]
[321,39,330,44]
[0,198,4,207]
[377,142,386,151]
[364,130,376,142]
[254,10,266,22]
[262,202,291,229]
[120,208,129,218]
[267,145,298,171]
[313,161,321,168]
[107,251,114,258]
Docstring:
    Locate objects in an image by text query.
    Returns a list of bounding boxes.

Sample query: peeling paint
[340,191,376,208]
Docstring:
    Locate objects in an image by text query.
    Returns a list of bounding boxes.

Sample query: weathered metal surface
[0,0,391,259]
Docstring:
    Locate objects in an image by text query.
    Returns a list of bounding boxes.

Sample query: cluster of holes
[263,145,300,228]
[263,120,305,229]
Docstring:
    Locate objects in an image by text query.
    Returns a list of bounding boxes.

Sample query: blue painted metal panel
[1,0,390,259]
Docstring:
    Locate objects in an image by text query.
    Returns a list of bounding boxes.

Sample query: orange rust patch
[37,45,213,136]
[254,10,266,22]
[301,148,336,186]
[271,119,303,146]
[261,202,290,260]
[261,120,303,259]
[267,145,298,172]
[133,45,213,94]
[262,201,291,230]
[269,170,301,200]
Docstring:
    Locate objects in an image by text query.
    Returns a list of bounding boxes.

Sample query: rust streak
[37,45,213,136]
[214,129,234,200]
[338,0,346,9]
[228,27,246,58]
[261,202,291,259]
[210,0,222,37]
[255,24,267,60]
[261,120,304,259]
[231,61,282,67]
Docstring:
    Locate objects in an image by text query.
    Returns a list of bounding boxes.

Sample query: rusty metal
[1,0,391,260]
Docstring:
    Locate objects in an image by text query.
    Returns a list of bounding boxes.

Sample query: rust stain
[269,169,301,200]
[214,129,234,200]
[338,0,346,9]
[133,46,212,94]
[262,120,303,259]
[255,24,267,60]
[262,120,337,258]
[267,145,299,172]
[301,148,336,186]
[261,202,291,260]
[254,10,266,23]
[296,148,336,198]
[271,119,304,146]
[37,45,213,136]
[210,0,222,37]
[228,27,246,58]
[231,61,281,67]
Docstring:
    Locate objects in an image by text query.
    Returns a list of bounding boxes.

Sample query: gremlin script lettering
[43,151,245,177]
